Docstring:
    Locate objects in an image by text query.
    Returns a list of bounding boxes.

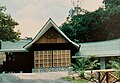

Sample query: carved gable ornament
[36,27,68,43]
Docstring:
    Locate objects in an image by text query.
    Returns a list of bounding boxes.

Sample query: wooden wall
[3,52,34,73]
[36,27,68,44]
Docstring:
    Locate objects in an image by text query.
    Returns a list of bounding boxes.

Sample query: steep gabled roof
[24,18,79,49]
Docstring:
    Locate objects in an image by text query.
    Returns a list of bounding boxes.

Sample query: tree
[60,9,104,42]
[103,0,120,8]
[60,0,120,43]
[0,5,20,41]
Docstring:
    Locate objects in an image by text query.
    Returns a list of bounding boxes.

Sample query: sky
[0,0,103,38]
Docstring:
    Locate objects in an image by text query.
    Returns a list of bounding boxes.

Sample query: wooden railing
[96,69,120,83]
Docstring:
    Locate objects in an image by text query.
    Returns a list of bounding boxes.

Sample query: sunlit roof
[0,39,31,52]
[79,39,120,57]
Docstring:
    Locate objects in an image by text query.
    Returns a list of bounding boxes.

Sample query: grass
[61,76,90,83]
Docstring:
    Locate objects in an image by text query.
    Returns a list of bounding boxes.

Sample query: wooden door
[34,51,52,68]
[34,50,71,68]
[53,50,71,67]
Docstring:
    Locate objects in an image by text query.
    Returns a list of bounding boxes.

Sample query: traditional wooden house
[0,18,80,73]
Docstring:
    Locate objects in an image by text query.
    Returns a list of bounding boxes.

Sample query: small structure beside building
[77,39,120,69]
[0,18,80,73]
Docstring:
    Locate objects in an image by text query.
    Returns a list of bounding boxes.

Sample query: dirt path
[0,71,70,83]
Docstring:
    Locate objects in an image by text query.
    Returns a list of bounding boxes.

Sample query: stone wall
[32,67,72,73]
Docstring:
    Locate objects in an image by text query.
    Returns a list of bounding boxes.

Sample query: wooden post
[100,57,105,69]
[106,72,109,83]
[96,69,117,83]
[98,72,101,83]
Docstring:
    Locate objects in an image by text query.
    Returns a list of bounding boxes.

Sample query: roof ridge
[23,18,79,49]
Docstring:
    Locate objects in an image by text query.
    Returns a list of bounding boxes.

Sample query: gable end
[36,26,68,44]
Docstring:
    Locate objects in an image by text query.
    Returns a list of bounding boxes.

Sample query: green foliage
[60,0,120,43]
[71,58,87,78]
[107,57,120,78]
[103,0,120,8]
[61,76,89,83]
[107,57,120,70]
[0,5,20,41]
[71,55,100,78]
[60,10,101,42]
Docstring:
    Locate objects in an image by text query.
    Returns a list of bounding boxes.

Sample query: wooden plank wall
[36,27,68,44]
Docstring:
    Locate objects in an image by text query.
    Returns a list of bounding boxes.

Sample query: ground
[0,71,91,83]
[0,71,71,83]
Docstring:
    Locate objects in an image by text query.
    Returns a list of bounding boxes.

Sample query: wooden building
[76,39,120,69]
[0,18,80,73]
